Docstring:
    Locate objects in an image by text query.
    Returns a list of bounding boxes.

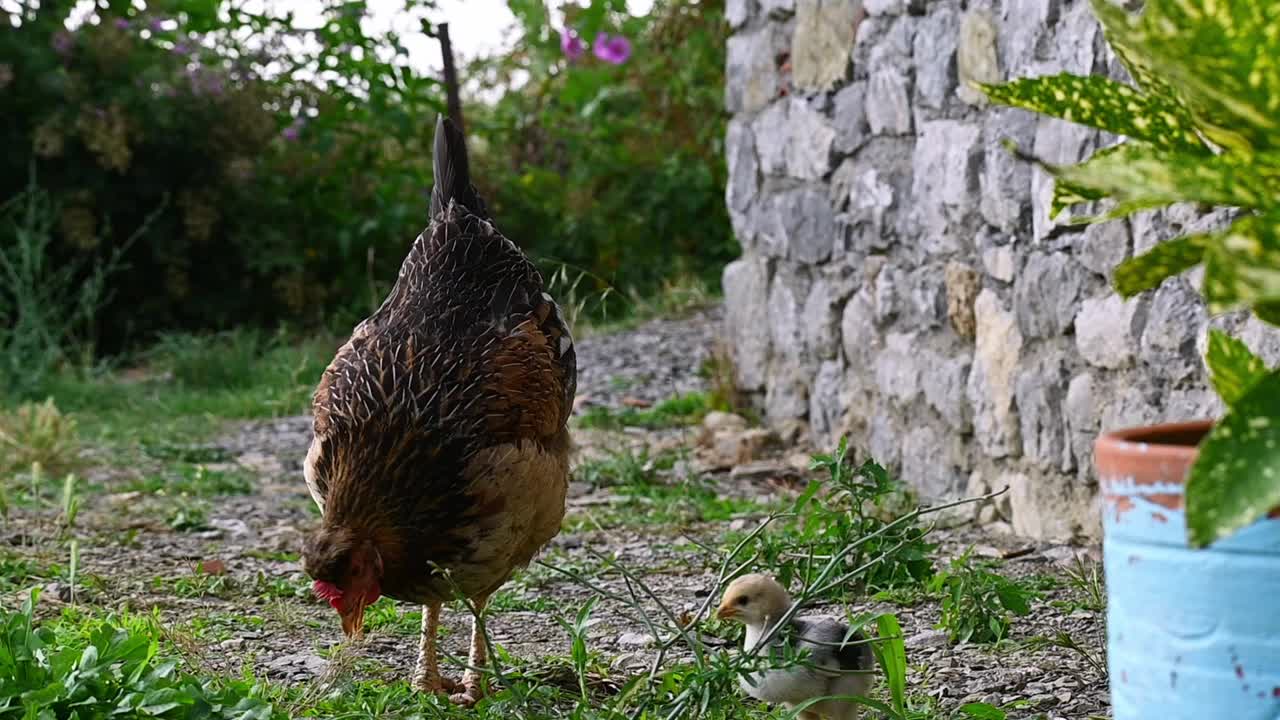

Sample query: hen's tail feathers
[431,114,488,219]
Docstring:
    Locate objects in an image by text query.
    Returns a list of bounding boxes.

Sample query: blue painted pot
[1096,420,1280,720]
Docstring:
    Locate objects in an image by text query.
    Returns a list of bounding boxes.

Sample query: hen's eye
[736,596,750,606]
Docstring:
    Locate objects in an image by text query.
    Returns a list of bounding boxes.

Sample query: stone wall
[720,0,1280,540]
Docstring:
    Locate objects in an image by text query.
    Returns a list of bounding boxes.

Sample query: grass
[0,431,1093,720]
[567,447,777,531]
[575,391,719,431]
[124,464,255,498]
[0,295,1105,720]
[19,328,333,448]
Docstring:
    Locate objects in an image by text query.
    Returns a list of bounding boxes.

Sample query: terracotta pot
[1095,420,1280,720]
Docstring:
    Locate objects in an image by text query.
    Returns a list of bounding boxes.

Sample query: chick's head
[716,573,791,627]
[302,525,383,639]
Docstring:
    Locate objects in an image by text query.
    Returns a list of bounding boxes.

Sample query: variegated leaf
[1186,370,1280,547]
[1051,144,1280,210]
[980,73,1206,152]
[1113,232,1210,296]
[1098,0,1280,154]
[1201,212,1280,314]
[1204,329,1268,407]
[1051,144,1136,220]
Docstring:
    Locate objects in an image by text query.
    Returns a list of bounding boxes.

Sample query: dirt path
[5,307,1110,719]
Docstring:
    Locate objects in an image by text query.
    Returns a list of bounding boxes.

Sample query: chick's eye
[736,596,750,606]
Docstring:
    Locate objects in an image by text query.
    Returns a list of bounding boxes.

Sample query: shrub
[1,1,444,352]
[981,0,1280,546]
[469,0,736,315]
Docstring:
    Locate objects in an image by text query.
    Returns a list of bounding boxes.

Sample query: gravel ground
[5,306,1110,719]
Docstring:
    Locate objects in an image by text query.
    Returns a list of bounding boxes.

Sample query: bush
[468,0,736,315]
[1,0,734,361]
[982,0,1280,546]
[1,0,443,353]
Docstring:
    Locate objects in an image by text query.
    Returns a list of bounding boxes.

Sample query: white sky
[268,0,655,72]
[13,0,655,74]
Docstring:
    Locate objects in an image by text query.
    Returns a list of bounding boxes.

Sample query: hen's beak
[715,604,737,620]
[340,597,368,640]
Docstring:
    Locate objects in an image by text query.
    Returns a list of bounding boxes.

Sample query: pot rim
[1095,419,1213,464]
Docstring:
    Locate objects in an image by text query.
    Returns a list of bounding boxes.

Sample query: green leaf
[980,73,1206,152]
[1087,0,1163,91]
[1051,143,1280,211]
[1115,0,1280,154]
[1113,233,1211,296]
[1205,330,1268,406]
[994,583,1031,615]
[1186,370,1280,547]
[1201,213,1280,315]
[960,703,1008,720]
[872,614,907,715]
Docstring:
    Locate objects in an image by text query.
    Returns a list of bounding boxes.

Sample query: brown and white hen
[300,115,576,705]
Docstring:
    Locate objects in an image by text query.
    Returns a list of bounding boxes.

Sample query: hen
[300,115,576,705]
[716,574,875,720]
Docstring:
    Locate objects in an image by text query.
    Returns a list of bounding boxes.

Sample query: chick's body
[719,574,874,720]
[301,116,575,704]
[741,616,873,719]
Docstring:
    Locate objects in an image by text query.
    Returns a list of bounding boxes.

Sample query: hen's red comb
[313,580,343,609]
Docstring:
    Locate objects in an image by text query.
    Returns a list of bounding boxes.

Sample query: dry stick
[737,487,1005,664]
[534,560,658,629]
[587,548,704,667]
[751,488,1007,659]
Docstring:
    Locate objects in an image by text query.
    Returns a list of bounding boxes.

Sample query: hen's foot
[448,679,485,707]
[412,674,461,696]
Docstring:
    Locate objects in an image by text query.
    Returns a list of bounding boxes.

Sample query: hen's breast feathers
[304,203,576,521]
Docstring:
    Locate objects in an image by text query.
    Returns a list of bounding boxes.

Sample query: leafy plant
[0,590,279,719]
[552,596,600,702]
[758,438,935,599]
[980,0,1280,546]
[929,550,1037,645]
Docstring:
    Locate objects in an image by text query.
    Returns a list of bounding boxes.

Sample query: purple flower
[51,30,74,57]
[593,32,631,65]
[560,27,584,61]
[114,18,130,30]
[186,67,225,96]
[282,117,306,141]
[172,41,191,56]
[149,18,168,32]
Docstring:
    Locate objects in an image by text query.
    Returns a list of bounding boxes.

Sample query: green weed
[930,550,1038,645]
[575,391,718,430]
[0,590,278,719]
[753,438,936,601]
[0,399,80,476]
[126,464,254,498]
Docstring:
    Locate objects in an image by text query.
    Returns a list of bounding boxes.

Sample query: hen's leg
[412,602,457,694]
[449,595,490,706]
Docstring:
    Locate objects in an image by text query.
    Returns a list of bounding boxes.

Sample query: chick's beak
[340,597,368,640]
[715,604,737,620]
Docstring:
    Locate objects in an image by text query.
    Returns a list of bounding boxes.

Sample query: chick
[716,574,875,720]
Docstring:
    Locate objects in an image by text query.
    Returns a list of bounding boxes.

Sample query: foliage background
[0,0,731,386]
